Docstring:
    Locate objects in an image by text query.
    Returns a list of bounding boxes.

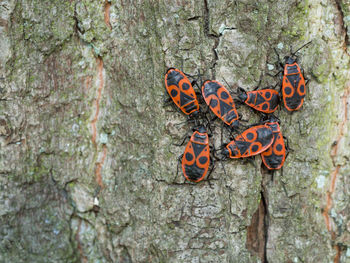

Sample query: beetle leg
[270,170,275,183]
[163,97,173,104]
[305,79,310,87]
[206,164,216,180]
[173,135,190,147]
[211,115,218,122]
[175,153,184,182]
[253,75,263,91]
[292,41,312,56]
[283,136,293,153]
[268,82,279,90]
[267,70,283,78]
[162,91,173,105]
[184,72,196,79]
[222,77,237,94]
[205,163,218,189]
[244,156,256,168]
[273,48,284,69]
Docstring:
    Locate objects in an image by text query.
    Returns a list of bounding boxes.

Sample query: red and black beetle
[202,80,239,129]
[281,57,306,111]
[222,124,274,159]
[274,42,311,111]
[164,68,200,117]
[237,87,280,114]
[261,116,286,170]
[181,126,211,182]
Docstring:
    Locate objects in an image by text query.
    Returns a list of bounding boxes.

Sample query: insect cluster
[164,43,310,183]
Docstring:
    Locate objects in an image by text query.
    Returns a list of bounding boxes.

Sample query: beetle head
[237,87,247,102]
[284,56,296,65]
[263,114,280,124]
[221,147,230,157]
[230,120,240,130]
[194,125,207,134]
[190,110,200,119]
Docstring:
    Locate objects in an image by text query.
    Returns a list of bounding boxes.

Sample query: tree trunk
[1,0,349,262]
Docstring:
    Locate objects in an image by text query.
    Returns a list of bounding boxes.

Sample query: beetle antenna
[292,41,312,56]
[222,77,237,94]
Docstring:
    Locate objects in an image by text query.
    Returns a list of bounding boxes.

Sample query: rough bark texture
[1,0,350,262]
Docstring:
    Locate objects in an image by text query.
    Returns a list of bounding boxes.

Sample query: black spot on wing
[221,91,229,99]
[251,145,259,152]
[170,89,178,97]
[198,156,208,165]
[182,83,190,90]
[246,133,254,140]
[185,152,193,161]
[284,87,292,95]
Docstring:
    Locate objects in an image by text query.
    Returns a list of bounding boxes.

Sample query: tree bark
[0,0,350,262]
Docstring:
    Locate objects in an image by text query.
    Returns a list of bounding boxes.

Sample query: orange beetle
[274,42,311,111]
[261,117,286,169]
[281,57,306,111]
[182,126,210,182]
[222,125,274,158]
[237,88,280,113]
[164,68,199,117]
[202,80,239,129]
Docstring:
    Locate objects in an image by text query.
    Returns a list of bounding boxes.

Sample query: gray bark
[0,0,350,262]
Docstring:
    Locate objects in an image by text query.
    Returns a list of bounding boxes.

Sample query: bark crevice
[203,0,220,79]
[246,189,269,263]
[332,0,349,54]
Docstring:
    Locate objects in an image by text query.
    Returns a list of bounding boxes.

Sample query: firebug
[181,126,211,182]
[202,80,239,128]
[237,87,280,113]
[222,124,274,159]
[164,68,200,117]
[273,42,311,111]
[261,117,286,170]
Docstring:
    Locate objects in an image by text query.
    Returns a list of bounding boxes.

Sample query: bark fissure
[333,0,349,54]
[203,0,220,79]
[246,190,269,263]
[104,0,112,30]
